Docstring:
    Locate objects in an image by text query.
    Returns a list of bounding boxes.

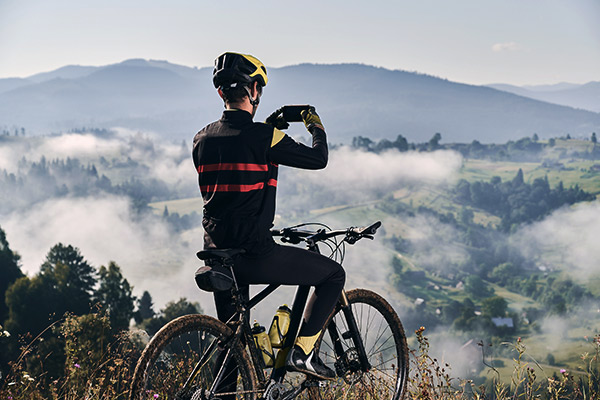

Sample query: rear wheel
[129,314,258,400]
[310,289,409,400]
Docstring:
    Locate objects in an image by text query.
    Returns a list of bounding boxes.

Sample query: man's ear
[251,81,260,98]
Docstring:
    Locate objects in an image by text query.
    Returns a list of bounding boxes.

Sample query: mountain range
[1,59,599,143]
[487,82,600,113]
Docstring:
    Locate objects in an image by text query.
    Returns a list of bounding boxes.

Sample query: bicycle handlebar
[271,221,382,245]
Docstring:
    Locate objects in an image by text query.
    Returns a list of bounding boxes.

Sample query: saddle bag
[194,264,234,292]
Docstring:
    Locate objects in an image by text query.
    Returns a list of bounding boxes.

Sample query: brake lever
[280,236,302,245]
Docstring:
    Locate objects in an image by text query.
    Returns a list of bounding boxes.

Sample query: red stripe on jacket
[197,163,269,173]
[200,179,277,193]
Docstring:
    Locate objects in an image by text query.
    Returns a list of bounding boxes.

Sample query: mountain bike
[129,221,409,400]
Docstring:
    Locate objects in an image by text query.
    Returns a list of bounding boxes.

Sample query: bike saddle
[196,248,246,262]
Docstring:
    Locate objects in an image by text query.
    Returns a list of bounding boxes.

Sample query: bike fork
[337,291,371,371]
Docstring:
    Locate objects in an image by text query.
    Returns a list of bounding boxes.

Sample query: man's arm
[268,127,327,169]
[267,107,328,169]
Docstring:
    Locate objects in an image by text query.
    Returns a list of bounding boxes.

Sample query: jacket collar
[221,109,253,124]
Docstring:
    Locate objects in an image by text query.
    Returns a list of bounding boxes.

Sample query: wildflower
[154,394,159,399]
[560,369,566,374]
[74,363,81,369]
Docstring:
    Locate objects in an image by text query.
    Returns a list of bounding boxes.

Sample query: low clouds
[401,213,469,273]
[0,130,205,308]
[492,42,521,52]
[2,193,211,310]
[513,202,600,279]
[286,147,463,195]
[276,146,463,217]
[321,147,462,187]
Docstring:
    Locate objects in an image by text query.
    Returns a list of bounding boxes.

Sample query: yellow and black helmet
[213,52,268,89]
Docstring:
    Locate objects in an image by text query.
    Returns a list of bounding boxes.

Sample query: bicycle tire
[309,288,409,400]
[129,314,258,400]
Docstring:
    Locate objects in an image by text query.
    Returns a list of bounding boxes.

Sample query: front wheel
[311,288,409,400]
[129,314,258,400]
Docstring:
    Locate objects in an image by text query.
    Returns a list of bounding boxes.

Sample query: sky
[0,0,599,86]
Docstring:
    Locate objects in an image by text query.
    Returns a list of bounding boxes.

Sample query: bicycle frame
[130,220,407,400]
[217,240,373,397]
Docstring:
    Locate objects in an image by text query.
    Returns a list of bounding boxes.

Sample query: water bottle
[268,304,292,348]
[251,321,274,368]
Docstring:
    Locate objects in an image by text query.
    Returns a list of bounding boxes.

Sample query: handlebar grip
[359,221,381,236]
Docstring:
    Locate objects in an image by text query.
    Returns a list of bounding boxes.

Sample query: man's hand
[265,108,290,130]
[301,107,325,132]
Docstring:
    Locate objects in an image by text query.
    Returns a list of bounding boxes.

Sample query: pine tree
[511,168,524,187]
[134,290,155,324]
[0,226,23,324]
[41,243,96,315]
[94,262,135,332]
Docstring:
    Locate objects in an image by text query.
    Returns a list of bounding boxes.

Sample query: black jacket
[192,109,327,254]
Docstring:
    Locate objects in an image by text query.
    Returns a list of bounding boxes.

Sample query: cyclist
[192,52,344,381]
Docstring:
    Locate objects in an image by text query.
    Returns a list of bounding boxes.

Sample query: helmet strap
[243,85,260,107]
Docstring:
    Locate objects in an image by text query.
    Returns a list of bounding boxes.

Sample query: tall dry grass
[2,317,599,400]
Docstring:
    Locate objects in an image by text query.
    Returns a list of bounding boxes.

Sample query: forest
[1,129,599,398]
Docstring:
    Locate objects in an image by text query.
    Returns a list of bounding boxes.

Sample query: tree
[94,261,135,332]
[592,132,597,144]
[5,244,96,338]
[0,226,23,324]
[134,290,155,324]
[512,168,524,187]
[352,136,374,151]
[393,134,409,152]
[464,275,493,298]
[490,262,517,285]
[41,243,96,316]
[428,132,442,150]
[4,273,59,350]
[481,296,508,317]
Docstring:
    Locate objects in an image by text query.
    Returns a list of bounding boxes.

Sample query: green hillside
[3,130,600,398]
[146,136,600,380]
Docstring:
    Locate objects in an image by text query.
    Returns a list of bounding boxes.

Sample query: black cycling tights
[213,243,346,338]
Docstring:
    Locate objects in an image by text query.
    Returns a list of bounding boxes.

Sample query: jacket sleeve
[268,127,328,169]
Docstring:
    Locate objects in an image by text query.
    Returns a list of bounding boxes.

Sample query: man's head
[213,52,268,112]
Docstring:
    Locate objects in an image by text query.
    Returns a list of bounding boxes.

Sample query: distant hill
[1,59,599,143]
[28,65,99,83]
[488,82,600,113]
[0,78,32,93]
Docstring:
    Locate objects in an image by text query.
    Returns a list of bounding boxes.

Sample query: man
[192,52,345,380]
